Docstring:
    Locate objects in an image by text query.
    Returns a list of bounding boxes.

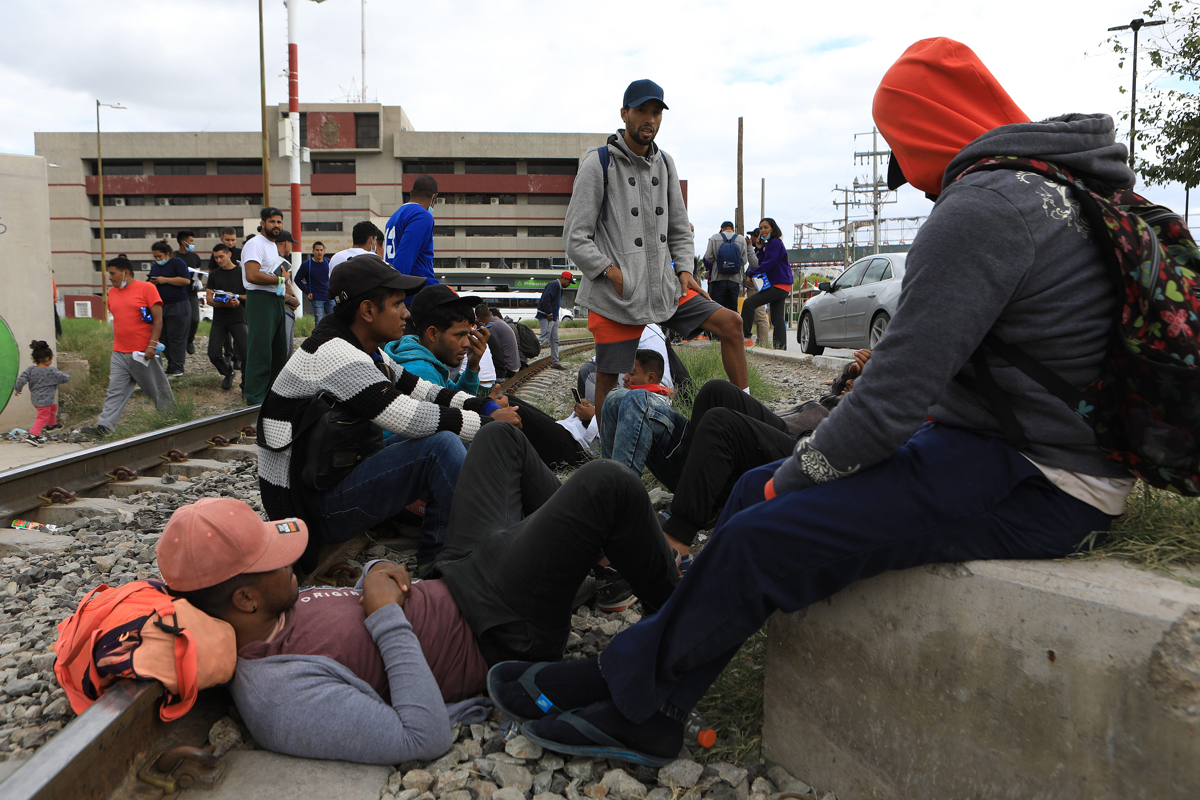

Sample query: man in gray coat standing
[564,79,746,419]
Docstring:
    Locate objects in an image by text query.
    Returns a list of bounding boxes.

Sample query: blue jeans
[600,388,688,488]
[311,298,335,325]
[315,430,466,569]
[597,422,1115,722]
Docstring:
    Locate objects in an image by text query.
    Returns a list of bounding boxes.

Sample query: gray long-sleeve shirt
[229,600,491,765]
[14,365,70,407]
[565,132,693,326]
[773,113,1134,494]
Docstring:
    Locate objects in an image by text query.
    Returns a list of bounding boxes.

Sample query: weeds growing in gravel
[693,630,767,766]
[108,397,200,440]
[672,342,777,417]
[1072,483,1200,586]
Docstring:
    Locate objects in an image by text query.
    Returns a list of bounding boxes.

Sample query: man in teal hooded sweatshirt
[384,286,489,395]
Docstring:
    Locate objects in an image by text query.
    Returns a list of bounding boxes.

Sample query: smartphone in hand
[571,387,582,404]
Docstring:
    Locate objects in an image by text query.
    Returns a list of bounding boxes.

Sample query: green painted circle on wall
[0,315,19,418]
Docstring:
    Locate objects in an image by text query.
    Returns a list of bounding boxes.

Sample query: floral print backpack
[955,156,1200,496]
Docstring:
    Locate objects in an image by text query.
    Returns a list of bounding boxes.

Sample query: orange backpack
[53,580,237,721]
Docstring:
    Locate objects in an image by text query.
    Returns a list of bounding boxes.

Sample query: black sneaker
[221,373,234,391]
[80,424,112,437]
[594,566,637,613]
[187,342,195,355]
[550,363,567,371]
[572,574,597,609]
[44,423,62,431]
[24,434,44,447]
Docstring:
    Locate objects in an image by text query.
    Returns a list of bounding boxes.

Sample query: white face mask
[117,280,128,289]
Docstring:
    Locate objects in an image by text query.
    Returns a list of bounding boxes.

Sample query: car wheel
[869,312,890,348]
[799,314,824,355]
[561,315,572,323]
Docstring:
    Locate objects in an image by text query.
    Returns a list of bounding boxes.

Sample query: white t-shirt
[328,247,369,273]
[241,235,284,293]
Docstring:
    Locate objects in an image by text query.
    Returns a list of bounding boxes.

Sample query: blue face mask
[759,232,770,242]
[154,259,166,266]
[118,280,128,290]
[186,244,195,252]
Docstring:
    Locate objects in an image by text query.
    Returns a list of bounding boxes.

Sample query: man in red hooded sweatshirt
[489,38,1137,765]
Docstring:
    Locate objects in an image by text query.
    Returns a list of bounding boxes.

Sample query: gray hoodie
[703,230,758,283]
[564,131,693,326]
[773,113,1134,493]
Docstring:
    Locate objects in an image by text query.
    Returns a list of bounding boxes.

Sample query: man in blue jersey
[385,174,439,293]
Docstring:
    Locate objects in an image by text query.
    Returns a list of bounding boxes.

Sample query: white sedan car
[798,253,907,355]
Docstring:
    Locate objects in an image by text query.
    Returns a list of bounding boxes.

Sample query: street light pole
[1108,17,1166,172]
[96,100,126,322]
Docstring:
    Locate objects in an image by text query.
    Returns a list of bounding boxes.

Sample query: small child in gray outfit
[13,340,70,445]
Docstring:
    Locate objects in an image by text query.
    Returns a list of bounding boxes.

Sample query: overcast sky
[1,0,1191,252]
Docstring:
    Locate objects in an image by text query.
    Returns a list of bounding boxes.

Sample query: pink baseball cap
[156,498,308,592]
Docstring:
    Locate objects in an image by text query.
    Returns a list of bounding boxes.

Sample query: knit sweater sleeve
[13,367,31,393]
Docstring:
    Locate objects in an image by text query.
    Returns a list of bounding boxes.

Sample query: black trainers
[80,424,112,437]
[221,373,234,391]
[550,363,567,371]
[572,574,597,609]
[594,566,637,613]
[24,434,44,447]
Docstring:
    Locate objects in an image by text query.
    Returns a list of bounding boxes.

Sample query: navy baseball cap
[623,79,668,110]
[721,221,734,229]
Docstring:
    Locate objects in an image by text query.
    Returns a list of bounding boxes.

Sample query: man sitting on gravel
[160,420,680,765]
[490,37,1136,767]
[257,254,518,574]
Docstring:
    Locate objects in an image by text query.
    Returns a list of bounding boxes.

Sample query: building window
[97,161,143,176]
[156,228,214,240]
[526,195,572,205]
[464,160,517,174]
[432,258,459,270]
[218,195,263,205]
[527,226,564,237]
[301,221,343,232]
[158,195,208,206]
[92,228,147,239]
[432,226,456,237]
[526,160,577,175]
[296,112,307,146]
[312,161,356,174]
[404,161,454,174]
[90,195,147,206]
[154,162,207,176]
[217,162,263,175]
[355,113,380,148]
[466,226,517,237]
[528,258,552,270]
[465,194,516,205]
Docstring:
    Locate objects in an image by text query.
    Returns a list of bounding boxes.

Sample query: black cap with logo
[329,253,427,308]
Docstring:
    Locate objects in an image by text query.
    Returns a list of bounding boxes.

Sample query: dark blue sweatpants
[597,422,1115,722]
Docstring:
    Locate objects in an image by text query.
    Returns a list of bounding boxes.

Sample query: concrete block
[176,750,389,799]
[206,443,259,463]
[763,559,1200,799]
[811,355,850,372]
[153,458,231,479]
[100,476,192,498]
[0,529,75,556]
[29,497,146,526]
[55,358,89,392]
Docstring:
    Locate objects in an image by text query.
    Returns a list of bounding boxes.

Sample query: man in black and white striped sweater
[257,254,521,572]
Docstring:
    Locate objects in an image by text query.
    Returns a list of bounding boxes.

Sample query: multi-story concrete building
[36,104,626,299]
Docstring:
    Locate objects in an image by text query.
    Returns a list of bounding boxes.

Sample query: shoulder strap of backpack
[597,146,611,223]
[720,232,732,244]
[257,392,335,454]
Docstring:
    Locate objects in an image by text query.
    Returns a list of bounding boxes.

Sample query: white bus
[471,290,581,323]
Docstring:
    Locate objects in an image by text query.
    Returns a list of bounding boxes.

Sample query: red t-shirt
[238,579,487,704]
[107,280,162,353]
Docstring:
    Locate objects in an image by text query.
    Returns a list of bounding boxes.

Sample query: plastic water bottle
[154,342,166,354]
[275,279,286,297]
[683,710,716,749]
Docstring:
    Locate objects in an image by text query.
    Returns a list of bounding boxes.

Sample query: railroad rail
[0,341,596,799]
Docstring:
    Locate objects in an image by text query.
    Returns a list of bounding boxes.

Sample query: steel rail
[0,406,261,523]
[0,346,595,798]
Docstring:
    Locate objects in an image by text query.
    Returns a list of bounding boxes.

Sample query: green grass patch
[693,629,767,765]
[107,395,200,440]
[294,315,316,338]
[672,342,777,418]
[1073,483,1200,586]
[55,319,114,418]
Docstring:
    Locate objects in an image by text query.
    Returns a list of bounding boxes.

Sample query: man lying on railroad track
[256,253,520,576]
[159,420,680,765]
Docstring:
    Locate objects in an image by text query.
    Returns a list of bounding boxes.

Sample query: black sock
[528,699,683,759]
[493,657,609,719]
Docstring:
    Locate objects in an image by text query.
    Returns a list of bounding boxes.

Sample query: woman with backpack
[741,217,791,350]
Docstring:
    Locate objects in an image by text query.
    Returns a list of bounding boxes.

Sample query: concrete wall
[763,559,1200,799]
[0,155,56,433]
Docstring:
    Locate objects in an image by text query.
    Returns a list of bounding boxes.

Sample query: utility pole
[1108,17,1166,172]
[760,178,765,221]
[853,127,896,254]
[736,117,744,235]
[361,0,368,101]
[832,186,857,267]
[258,0,270,205]
[287,0,302,254]
[95,100,126,321]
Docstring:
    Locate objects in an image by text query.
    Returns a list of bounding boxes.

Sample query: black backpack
[510,321,541,360]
